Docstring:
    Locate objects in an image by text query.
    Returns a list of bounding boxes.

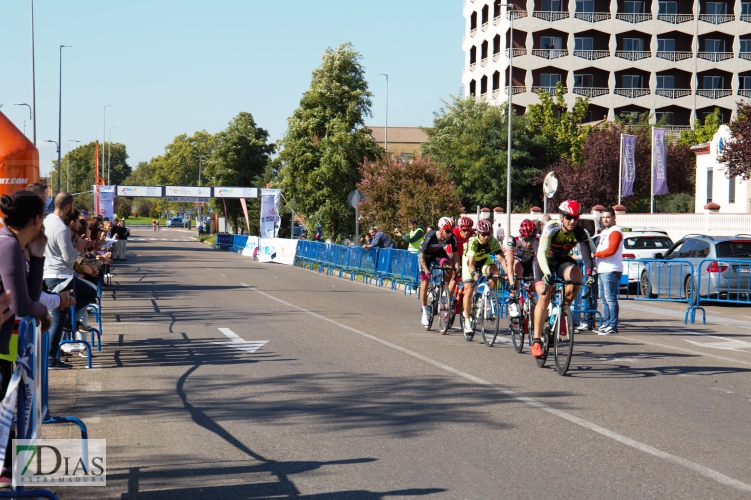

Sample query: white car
[592,228,673,287]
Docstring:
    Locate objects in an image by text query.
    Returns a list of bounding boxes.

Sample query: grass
[118,216,167,225]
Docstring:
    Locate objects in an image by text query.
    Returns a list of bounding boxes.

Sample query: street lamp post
[15,103,32,140]
[30,0,37,146]
[499,3,514,236]
[102,105,111,181]
[192,154,209,226]
[45,140,59,189]
[108,127,116,185]
[67,139,80,192]
[57,45,71,194]
[379,73,389,151]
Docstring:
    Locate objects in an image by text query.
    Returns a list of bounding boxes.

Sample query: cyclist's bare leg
[445,270,456,299]
[513,261,526,292]
[420,279,430,306]
[561,263,582,306]
[486,264,500,290]
[463,281,474,319]
[533,282,553,340]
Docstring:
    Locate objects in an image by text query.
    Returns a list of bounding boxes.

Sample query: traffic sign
[347,189,364,208]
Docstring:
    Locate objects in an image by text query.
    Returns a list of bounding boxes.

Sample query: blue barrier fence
[696,258,751,308]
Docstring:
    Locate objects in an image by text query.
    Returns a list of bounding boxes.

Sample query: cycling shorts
[519,259,534,279]
[533,257,577,284]
[462,257,495,285]
[421,252,452,281]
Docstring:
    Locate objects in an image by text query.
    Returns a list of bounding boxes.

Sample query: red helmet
[519,219,537,238]
[458,216,474,229]
[438,217,454,230]
[559,200,582,217]
[476,219,492,234]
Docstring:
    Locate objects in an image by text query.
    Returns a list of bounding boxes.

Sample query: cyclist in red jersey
[451,216,475,259]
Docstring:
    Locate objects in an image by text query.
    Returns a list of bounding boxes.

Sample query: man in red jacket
[593,207,624,335]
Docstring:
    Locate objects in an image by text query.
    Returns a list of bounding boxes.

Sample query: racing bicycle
[459,273,501,346]
[508,277,536,354]
[425,265,454,332]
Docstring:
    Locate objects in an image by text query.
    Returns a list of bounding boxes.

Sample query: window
[656,111,674,124]
[494,0,502,17]
[658,1,677,13]
[575,37,594,50]
[729,176,736,203]
[703,75,725,89]
[705,39,726,52]
[541,36,563,50]
[658,38,675,52]
[580,111,593,123]
[692,242,711,258]
[623,38,644,51]
[742,76,751,89]
[716,241,751,258]
[707,168,713,203]
[541,73,562,87]
[575,74,594,87]
[469,80,477,96]
[743,2,751,15]
[656,75,674,88]
[624,237,673,249]
[576,0,595,12]
[624,1,646,13]
[622,75,643,88]
[741,39,751,53]
[677,240,698,259]
[665,241,684,259]
[401,153,413,163]
[542,0,562,11]
[705,2,728,14]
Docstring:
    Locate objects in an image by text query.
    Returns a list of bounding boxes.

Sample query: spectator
[363,226,394,250]
[494,220,505,243]
[314,225,323,242]
[360,234,372,246]
[572,226,598,333]
[113,219,129,260]
[593,207,624,335]
[395,219,424,254]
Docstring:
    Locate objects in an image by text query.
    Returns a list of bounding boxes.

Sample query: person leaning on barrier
[363,227,394,250]
[394,219,424,253]
[593,207,624,335]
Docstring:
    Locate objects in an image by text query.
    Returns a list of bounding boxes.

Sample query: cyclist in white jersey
[504,219,539,317]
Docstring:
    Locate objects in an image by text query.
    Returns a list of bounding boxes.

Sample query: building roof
[369,127,429,144]
[691,142,711,155]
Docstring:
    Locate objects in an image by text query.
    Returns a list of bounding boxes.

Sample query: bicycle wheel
[554,307,575,376]
[509,316,523,353]
[438,287,452,334]
[536,327,550,368]
[424,287,435,331]
[481,294,499,346]
[463,295,476,342]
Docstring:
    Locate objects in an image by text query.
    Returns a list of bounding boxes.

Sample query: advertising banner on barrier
[260,189,281,238]
[257,238,298,265]
[241,236,259,257]
[98,186,115,220]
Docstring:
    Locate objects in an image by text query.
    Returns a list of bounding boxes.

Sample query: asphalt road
[42,229,751,499]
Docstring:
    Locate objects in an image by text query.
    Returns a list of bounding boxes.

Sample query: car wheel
[683,276,693,301]
[640,271,656,298]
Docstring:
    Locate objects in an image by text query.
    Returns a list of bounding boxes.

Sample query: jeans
[45,277,97,359]
[575,275,598,329]
[599,272,622,330]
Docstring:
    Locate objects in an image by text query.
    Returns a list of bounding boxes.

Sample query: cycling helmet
[437,217,455,231]
[458,216,474,229]
[519,219,538,238]
[476,219,492,234]
[558,200,582,217]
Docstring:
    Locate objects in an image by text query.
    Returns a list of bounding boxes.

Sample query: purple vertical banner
[621,134,637,197]
[652,127,669,195]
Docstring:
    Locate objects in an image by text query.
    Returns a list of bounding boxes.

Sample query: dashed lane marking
[215,328,268,353]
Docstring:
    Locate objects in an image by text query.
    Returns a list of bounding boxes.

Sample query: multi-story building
[462,0,751,129]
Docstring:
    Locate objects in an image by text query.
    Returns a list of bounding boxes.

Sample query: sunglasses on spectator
[479,231,491,237]
[562,214,579,221]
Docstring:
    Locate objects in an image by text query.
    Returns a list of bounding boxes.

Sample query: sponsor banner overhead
[165,186,211,198]
[214,187,259,198]
[256,238,298,265]
[116,185,164,198]
[166,197,210,203]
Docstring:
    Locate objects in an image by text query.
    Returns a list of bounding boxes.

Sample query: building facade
[693,125,750,213]
[369,127,429,161]
[462,0,751,128]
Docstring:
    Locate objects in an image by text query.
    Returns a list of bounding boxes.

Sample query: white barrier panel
[257,238,298,265]
[241,236,259,257]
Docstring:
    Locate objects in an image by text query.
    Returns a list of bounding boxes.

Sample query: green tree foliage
[678,107,722,148]
[124,161,155,186]
[148,131,215,186]
[276,43,381,239]
[718,102,751,180]
[526,82,591,165]
[357,155,464,246]
[421,94,546,211]
[116,199,132,220]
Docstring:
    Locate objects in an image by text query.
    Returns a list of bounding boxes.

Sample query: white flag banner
[260,189,281,238]
[98,186,116,220]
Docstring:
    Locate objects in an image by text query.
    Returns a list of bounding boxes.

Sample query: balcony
[482,22,489,31]
[507,10,529,20]
[657,14,694,24]
[504,86,527,95]
[481,57,489,67]
[492,89,501,99]
[614,88,650,98]
[655,89,692,99]
[615,51,651,61]
[532,86,566,95]
[532,11,569,21]
[739,89,751,97]
[573,87,609,98]
[573,12,611,22]
[698,14,734,24]
[742,14,751,22]
[740,52,751,61]
[493,52,501,62]
[615,13,652,23]
[698,52,733,62]
[470,28,477,37]
[532,49,569,59]
[573,50,610,61]
[697,89,732,98]
[656,51,693,62]
[469,62,477,72]
[505,48,527,57]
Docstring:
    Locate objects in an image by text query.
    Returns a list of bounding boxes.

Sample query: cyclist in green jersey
[461,219,504,335]
[530,200,595,358]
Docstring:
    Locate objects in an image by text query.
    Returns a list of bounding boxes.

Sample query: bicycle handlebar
[541,278,592,297]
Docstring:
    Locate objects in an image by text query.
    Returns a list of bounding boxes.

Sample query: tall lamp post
[15,103,32,139]
[379,73,389,151]
[499,3,514,236]
[66,139,80,192]
[45,140,59,189]
[102,105,111,179]
[30,0,37,146]
[108,126,116,185]
[56,44,71,194]
[192,154,209,225]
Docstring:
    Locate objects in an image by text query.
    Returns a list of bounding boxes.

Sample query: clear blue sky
[0,1,464,177]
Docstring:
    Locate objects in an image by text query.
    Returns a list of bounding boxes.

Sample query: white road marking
[220,274,227,278]
[150,238,156,241]
[253,288,751,494]
[616,334,751,367]
[160,238,168,241]
[172,238,179,241]
[215,328,268,353]
[218,328,242,341]
[239,283,249,287]
[685,336,751,352]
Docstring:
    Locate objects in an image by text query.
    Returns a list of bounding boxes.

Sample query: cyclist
[530,200,595,358]
[504,219,539,318]
[451,216,475,259]
[461,219,503,335]
[419,217,460,327]
[152,220,157,231]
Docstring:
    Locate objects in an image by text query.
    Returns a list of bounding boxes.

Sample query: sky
[0,1,464,177]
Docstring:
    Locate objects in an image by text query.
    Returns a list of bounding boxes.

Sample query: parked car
[592,228,673,287]
[640,234,751,299]
[167,217,189,228]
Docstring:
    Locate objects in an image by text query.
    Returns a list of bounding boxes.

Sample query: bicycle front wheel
[481,294,499,347]
[438,287,452,334]
[536,327,550,368]
[509,317,523,353]
[554,307,575,376]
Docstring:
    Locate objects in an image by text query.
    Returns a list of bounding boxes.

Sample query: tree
[116,199,132,220]
[357,155,464,245]
[678,107,723,148]
[421,93,547,211]
[719,101,751,180]
[147,130,216,186]
[276,43,381,240]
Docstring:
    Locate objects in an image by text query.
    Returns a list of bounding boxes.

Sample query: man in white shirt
[593,207,624,335]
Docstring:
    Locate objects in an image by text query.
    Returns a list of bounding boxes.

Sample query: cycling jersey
[536,220,594,277]
[462,235,503,283]
[450,227,472,258]
[420,230,457,257]
[505,235,539,263]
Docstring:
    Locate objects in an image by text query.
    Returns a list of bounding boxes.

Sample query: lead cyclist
[530,200,595,358]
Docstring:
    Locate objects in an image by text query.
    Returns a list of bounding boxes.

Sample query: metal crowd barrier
[696,258,751,308]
